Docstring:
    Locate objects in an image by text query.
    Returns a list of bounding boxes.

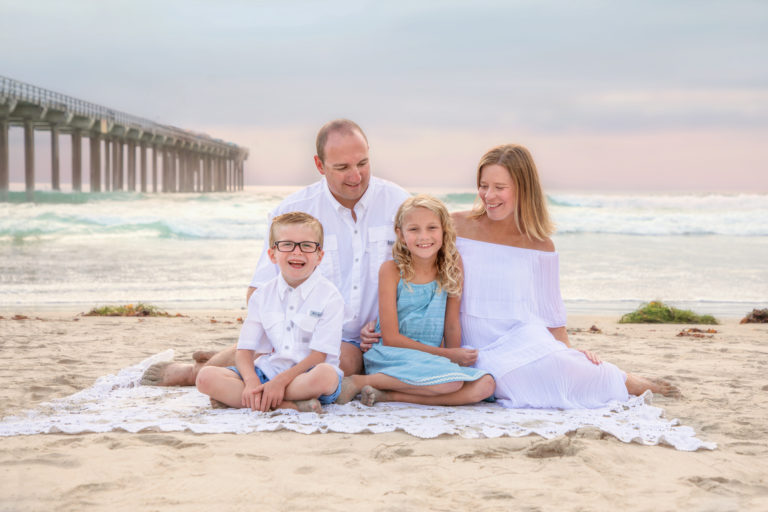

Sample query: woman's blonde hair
[471,144,554,241]
[392,194,462,297]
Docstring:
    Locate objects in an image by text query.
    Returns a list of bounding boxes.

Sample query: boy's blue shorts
[227,365,342,405]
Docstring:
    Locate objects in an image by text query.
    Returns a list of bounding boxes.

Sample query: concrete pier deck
[0,75,248,201]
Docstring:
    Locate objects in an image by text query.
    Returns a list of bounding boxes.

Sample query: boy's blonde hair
[269,212,324,247]
[471,144,554,241]
[393,195,462,297]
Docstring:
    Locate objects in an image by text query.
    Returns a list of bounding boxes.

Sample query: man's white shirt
[238,270,345,379]
[249,176,409,342]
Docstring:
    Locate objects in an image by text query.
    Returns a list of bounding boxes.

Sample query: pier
[0,75,249,201]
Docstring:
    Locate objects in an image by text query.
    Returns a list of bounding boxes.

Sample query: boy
[196,212,345,412]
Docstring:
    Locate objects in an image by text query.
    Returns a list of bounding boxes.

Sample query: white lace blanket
[0,351,715,451]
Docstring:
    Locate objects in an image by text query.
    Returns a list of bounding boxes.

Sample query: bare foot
[361,385,388,407]
[294,398,323,413]
[626,374,681,398]
[140,362,196,387]
[192,350,217,364]
[335,377,361,405]
[210,398,231,409]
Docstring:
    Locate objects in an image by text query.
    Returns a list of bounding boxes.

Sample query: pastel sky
[2,0,767,191]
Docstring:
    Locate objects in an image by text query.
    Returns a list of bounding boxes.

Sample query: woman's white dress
[458,237,629,409]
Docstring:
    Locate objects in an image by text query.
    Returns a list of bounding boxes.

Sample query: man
[141,119,409,386]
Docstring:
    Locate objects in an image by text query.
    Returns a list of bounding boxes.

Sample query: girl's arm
[378,260,476,365]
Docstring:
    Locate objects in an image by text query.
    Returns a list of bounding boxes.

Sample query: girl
[337,195,495,406]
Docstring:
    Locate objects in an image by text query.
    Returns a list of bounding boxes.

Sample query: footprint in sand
[372,442,416,461]
[525,436,581,459]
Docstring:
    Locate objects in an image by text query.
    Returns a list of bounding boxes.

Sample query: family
[141,119,679,412]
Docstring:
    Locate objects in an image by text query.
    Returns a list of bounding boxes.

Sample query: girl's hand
[359,321,381,352]
[578,349,601,365]
[445,347,478,366]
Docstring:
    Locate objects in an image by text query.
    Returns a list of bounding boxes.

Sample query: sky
[2,0,767,192]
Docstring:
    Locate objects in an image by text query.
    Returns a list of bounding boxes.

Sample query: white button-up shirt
[249,176,409,342]
[238,270,345,379]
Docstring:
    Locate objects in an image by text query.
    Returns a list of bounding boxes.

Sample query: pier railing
[0,75,248,199]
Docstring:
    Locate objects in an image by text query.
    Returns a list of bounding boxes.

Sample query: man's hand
[359,321,381,352]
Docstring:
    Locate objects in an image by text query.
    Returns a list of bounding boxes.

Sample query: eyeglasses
[273,241,321,253]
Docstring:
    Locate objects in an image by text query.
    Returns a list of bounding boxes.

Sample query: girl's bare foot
[192,350,217,364]
[140,362,196,386]
[361,385,388,406]
[626,374,681,398]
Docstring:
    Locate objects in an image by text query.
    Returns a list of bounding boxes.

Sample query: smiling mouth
[288,260,306,268]
[486,203,502,209]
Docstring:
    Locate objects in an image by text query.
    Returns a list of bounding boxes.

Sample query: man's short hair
[269,211,324,248]
[315,119,369,162]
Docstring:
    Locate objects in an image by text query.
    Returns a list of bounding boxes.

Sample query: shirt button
[355,258,359,262]
[284,345,289,350]
[353,285,358,290]
[286,326,291,331]
[354,230,358,234]
[289,306,294,310]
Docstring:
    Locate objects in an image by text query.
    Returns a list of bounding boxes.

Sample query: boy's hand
[259,378,288,412]
[445,347,478,366]
[360,321,381,352]
[242,381,264,411]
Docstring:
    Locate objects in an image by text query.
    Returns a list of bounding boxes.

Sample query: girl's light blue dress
[363,279,488,386]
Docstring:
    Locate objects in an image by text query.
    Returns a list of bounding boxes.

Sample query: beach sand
[1,311,766,511]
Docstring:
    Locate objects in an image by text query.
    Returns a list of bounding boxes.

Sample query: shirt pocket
[317,234,339,285]
[367,225,394,280]
[260,311,285,352]
[292,312,320,345]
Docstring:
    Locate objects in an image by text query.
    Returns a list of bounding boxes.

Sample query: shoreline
[1,311,767,509]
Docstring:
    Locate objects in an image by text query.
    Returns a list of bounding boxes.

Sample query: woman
[452,144,678,408]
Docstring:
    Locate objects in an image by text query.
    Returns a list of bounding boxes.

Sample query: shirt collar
[321,176,375,218]
[276,268,321,301]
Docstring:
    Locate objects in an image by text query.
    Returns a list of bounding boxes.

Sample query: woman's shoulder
[530,237,555,253]
[451,210,475,236]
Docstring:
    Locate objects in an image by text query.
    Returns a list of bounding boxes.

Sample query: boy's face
[268,223,324,288]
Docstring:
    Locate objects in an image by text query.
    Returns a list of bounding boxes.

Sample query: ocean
[1,186,766,318]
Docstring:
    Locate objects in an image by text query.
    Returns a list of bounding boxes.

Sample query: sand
[1,311,767,511]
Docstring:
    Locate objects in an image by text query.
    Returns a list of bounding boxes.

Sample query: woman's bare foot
[626,374,681,398]
[335,377,362,405]
[361,385,388,406]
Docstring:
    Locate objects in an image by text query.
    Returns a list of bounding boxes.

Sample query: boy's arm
[258,350,327,412]
[236,348,264,410]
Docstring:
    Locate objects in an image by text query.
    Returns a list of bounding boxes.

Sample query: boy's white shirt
[248,177,409,342]
[238,269,345,379]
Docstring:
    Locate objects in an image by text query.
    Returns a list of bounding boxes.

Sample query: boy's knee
[195,366,217,393]
[312,363,340,389]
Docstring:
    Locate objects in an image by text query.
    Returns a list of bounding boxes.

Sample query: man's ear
[314,155,325,175]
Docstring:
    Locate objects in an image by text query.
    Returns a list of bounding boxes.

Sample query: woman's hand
[444,347,478,366]
[359,321,381,352]
[577,349,602,365]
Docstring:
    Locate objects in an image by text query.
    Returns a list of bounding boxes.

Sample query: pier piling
[0,75,248,200]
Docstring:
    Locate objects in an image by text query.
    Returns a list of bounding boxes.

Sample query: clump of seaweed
[740,308,768,324]
[85,303,173,317]
[619,301,718,325]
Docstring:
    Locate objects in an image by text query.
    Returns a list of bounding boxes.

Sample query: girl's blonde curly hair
[392,194,462,297]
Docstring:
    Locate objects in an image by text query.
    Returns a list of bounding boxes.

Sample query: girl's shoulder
[379,259,401,279]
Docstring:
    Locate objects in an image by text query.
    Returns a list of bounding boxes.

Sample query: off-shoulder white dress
[458,237,629,409]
